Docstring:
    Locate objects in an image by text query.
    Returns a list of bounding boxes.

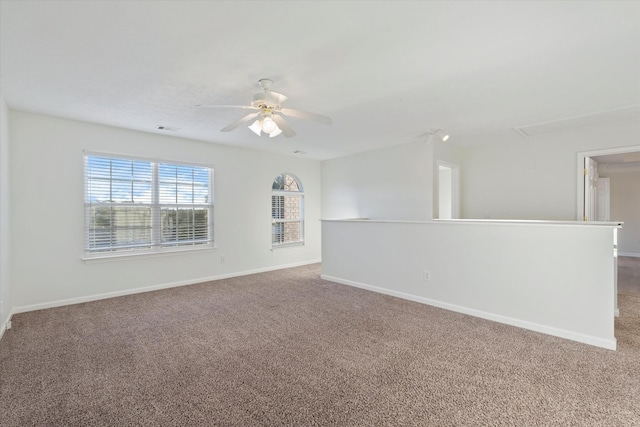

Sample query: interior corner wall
[433,138,463,168]
[321,141,434,221]
[0,94,11,334]
[460,121,640,220]
[602,169,640,256]
[9,111,322,310]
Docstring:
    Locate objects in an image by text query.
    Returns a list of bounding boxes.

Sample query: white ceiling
[1,1,639,160]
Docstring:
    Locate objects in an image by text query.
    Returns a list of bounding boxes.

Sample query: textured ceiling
[1,1,639,160]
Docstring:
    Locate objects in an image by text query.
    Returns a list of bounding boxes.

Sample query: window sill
[82,244,216,264]
[271,242,305,251]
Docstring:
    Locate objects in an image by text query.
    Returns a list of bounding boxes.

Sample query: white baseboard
[618,252,640,258]
[0,310,13,343]
[321,274,617,351]
[12,260,321,315]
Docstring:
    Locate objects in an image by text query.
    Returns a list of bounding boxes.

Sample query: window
[84,154,213,257]
[272,174,304,247]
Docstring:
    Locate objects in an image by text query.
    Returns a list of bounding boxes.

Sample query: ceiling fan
[198,79,332,138]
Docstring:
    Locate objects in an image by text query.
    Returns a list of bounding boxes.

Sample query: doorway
[437,160,460,219]
[577,145,640,221]
[577,145,640,318]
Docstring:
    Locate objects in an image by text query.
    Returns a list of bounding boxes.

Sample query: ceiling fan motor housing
[252,91,281,109]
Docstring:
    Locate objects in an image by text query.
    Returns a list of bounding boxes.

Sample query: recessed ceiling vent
[513,105,640,137]
[157,125,180,132]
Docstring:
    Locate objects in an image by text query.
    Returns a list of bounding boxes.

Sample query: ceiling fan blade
[197,104,258,110]
[269,91,288,104]
[220,112,261,132]
[272,115,297,138]
[280,108,332,125]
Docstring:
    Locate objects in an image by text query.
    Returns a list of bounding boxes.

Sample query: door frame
[583,156,598,222]
[576,145,640,221]
[436,160,460,219]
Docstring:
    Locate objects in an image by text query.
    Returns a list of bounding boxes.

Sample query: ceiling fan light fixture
[269,127,282,138]
[262,116,278,133]
[248,119,263,135]
[248,115,283,137]
[210,79,330,138]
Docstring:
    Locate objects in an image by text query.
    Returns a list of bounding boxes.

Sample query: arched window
[272,174,304,247]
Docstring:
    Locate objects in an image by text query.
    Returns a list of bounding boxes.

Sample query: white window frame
[83,152,214,261]
[271,174,304,248]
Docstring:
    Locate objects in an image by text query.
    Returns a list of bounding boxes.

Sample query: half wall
[321,219,620,349]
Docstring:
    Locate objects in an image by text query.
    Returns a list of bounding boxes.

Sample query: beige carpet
[619,256,640,296]
[1,264,639,426]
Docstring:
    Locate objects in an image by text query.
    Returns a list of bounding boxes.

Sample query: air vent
[157,125,180,132]
[513,105,640,137]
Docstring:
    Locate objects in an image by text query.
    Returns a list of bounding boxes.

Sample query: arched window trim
[272,173,303,192]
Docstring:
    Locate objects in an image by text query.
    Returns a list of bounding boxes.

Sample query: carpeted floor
[1,263,639,426]
[619,256,640,296]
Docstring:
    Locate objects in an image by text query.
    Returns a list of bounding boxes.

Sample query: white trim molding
[12,260,321,315]
[322,274,616,351]
[0,311,13,343]
[322,219,619,350]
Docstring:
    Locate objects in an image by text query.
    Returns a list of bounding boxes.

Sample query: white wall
[320,139,463,221]
[5,109,636,317]
[322,141,434,220]
[460,121,640,220]
[602,169,640,256]
[9,111,321,310]
[0,95,11,337]
[322,219,618,349]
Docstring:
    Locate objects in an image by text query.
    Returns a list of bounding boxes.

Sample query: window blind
[84,154,213,255]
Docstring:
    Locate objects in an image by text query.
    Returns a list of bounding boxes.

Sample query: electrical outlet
[6,320,11,330]
[423,271,431,281]
[220,256,225,263]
